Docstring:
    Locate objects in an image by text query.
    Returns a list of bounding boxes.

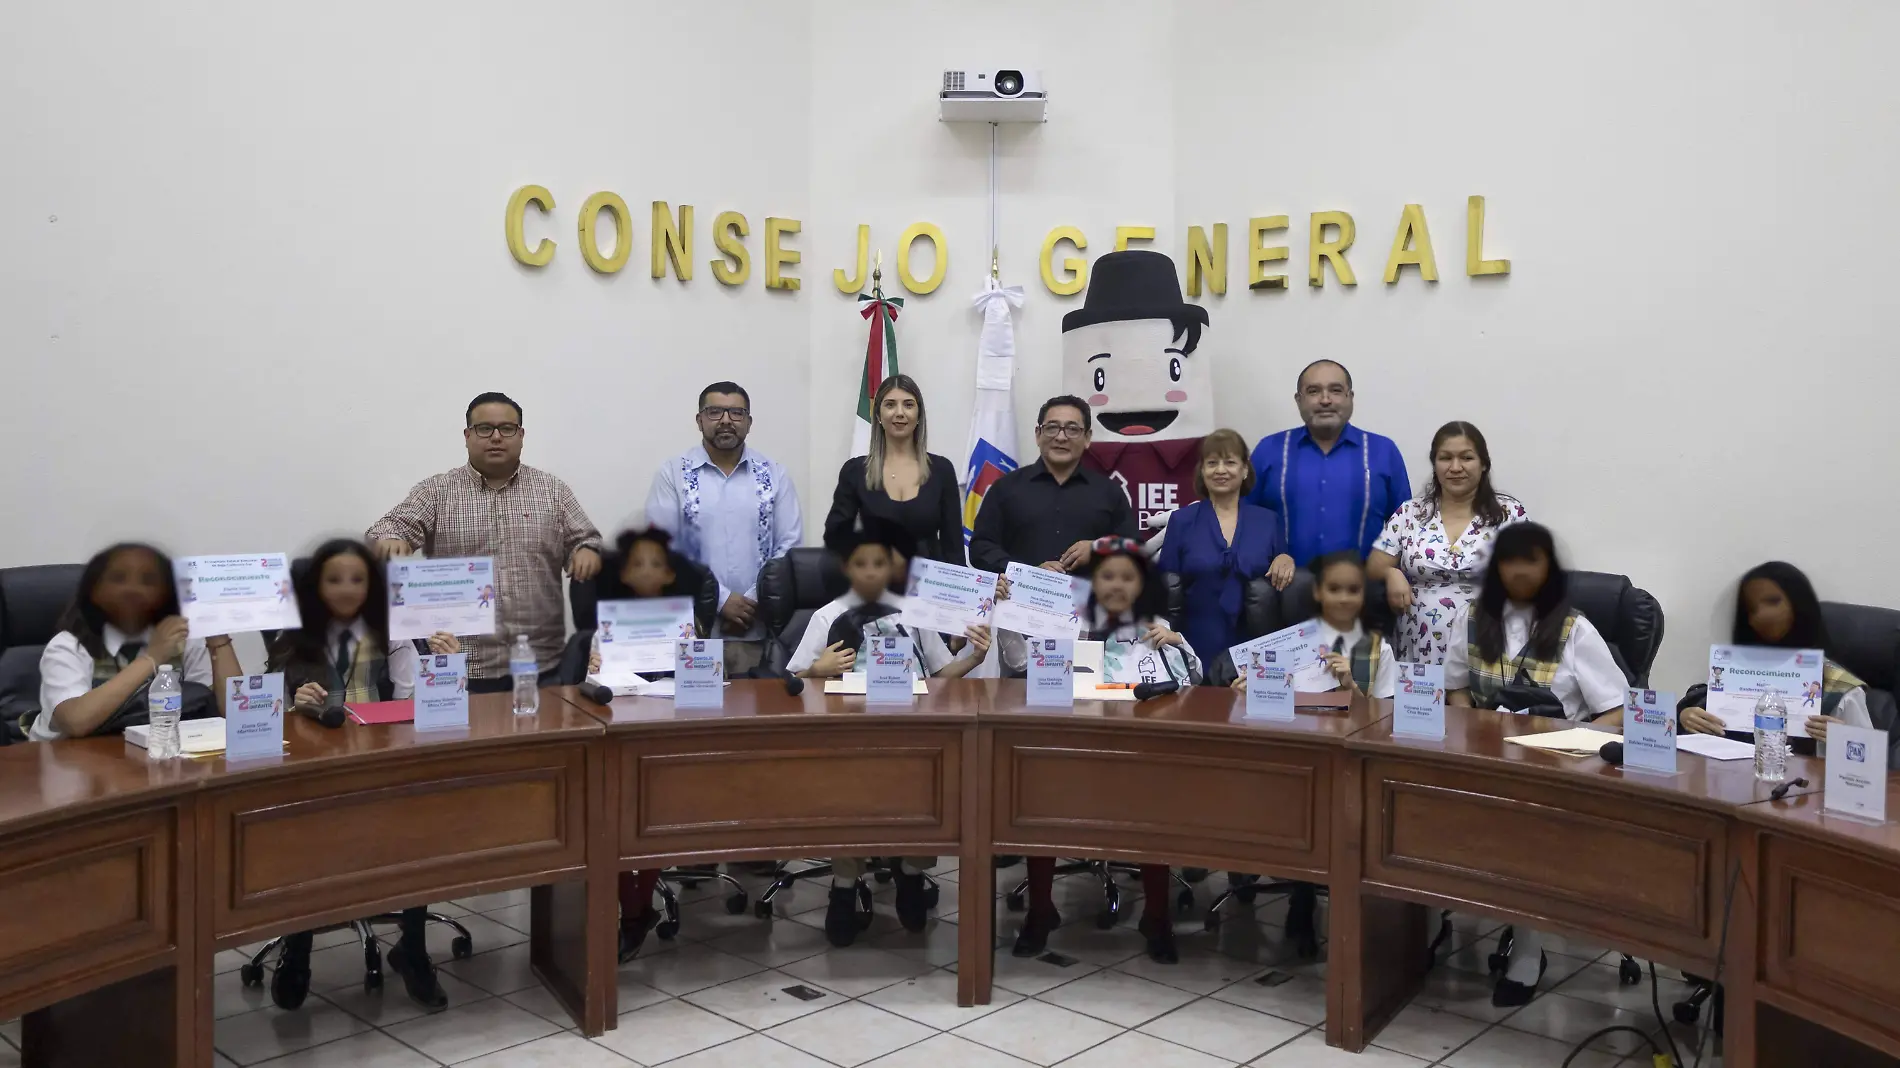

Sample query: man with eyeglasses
[969,396,1137,575]
[1245,360,1410,565]
[368,391,603,691]
[645,381,802,675]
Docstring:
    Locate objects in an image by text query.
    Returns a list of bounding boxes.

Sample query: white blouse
[1442,603,1627,721]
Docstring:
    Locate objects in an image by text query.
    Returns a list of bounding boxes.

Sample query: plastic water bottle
[147,665,183,760]
[510,635,540,716]
[1753,691,1788,783]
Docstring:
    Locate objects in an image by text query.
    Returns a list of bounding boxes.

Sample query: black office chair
[239,556,475,1002]
[556,550,747,939]
[1473,569,1665,985]
[0,564,86,744]
[1671,597,1900,1028]
[750,549,936,923]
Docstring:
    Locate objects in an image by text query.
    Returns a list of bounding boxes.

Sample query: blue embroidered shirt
[1244,423,1410,565]
[646,445,803,639]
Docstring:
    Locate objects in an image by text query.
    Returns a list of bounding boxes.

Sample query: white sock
[1503,928,1546,985]
[897,861,921,875]
[832,875,855,888]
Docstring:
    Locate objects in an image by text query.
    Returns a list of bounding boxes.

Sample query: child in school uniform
[1676,561,1896,761]
[1441,522,1625,1006]
[265,538,460,1012]
[1005,535,1202,964]
[29,542,240,741]
[582,528,722,961]
[1221,551,1393,956]
[786,517,991,947]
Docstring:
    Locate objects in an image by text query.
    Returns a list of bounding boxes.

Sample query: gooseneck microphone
[1133,678,1181,702]
[1598,740,1624,766]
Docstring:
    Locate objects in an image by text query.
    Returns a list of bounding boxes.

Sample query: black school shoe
[619,908,660,963]
[387,942,449,1011]
[824,886,860,947]
[1139,915,1178,964]
[270,931,315,1010]
[1012,905,1061,957]
[894,872,929,932]
[1491,952,1548,1008]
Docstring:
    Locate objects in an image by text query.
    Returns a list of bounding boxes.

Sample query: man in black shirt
[969,395,1138,573]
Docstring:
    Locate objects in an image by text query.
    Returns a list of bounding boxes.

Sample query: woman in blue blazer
[1158,429,1295,664]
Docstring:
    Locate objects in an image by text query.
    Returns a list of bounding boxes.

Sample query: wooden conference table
[0,680,1892,1068]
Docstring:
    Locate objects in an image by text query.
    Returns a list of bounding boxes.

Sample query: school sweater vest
[1464,611,1578,710]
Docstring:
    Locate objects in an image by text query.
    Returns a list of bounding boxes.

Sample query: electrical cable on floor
[1559,1025,1664,1067]
[1650,960,1685,1067]
[1689,860,1743,1068]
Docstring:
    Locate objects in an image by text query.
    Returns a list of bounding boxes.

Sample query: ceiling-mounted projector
[939,68,1047,122]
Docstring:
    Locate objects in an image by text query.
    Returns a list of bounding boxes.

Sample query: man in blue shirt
[646,381,803,675]
[1246,360,1409,565]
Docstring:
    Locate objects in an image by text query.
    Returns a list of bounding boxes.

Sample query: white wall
[5,0,1898,688]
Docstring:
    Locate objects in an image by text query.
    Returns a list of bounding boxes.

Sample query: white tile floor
[0,867,1725,1067]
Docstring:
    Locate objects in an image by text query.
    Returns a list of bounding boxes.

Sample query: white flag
[959,278,1024,554]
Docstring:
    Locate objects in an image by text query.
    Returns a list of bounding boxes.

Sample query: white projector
[939,68,1047,122]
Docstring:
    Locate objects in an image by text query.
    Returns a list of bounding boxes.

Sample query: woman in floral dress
[1368,422,1529,664]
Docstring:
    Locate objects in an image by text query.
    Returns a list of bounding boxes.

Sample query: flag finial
[990,245,999,280]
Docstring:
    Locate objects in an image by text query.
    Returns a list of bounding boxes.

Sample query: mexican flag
[851,291,904,456]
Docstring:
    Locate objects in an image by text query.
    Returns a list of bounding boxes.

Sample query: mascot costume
[1061,250,1212,540]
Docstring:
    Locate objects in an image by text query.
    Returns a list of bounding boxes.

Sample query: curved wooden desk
[2,679,1892,1068]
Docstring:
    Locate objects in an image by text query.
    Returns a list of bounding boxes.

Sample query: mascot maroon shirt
[1062,250,1213,541]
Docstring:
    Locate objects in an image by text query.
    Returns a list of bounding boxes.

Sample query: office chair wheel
[240,962,265,987]
[925,884,940,908]
[1673,1001,1700,1025]
[1619,955,1641,985]
[1096,882,1121,928]
[755,899,774,919]
[1181,867,1209,884]
[451,935,473,960]
[656,919,681,941]
[725,891,749,914]
[1175,887,1195,915]
[1005,887,1027,912]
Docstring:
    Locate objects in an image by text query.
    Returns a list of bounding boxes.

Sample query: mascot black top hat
[1062,250,1214,537]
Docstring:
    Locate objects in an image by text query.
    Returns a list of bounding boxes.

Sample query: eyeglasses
[700,406,751,422]
[466,423,522,438]
[1037,422,1088,439]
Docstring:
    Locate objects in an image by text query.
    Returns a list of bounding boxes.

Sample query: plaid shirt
[366,463,600,678]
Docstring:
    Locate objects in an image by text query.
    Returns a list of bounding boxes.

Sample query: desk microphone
[1133,679,1181,702]
[582,682,616,706]
[1770,776,1810,801]
[783,674,805,697]
[313,707,345,730]
[1598,740,1624,766]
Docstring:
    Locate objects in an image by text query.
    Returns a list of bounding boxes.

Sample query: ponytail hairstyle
[1472,522,1571,664]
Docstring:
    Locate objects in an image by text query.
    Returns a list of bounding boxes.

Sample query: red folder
[345,700,415,725]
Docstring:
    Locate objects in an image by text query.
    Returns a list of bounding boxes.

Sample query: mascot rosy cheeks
[1062,250,1213,539]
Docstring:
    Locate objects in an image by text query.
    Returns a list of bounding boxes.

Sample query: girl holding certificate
[1442,522,1625,1006]
[583,528,723,962]
[1013,536,1200,965]
[1227,552,1396,701]
[29,543,240,740]
[264,538,458,1013]
[1676,562,1893,752]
